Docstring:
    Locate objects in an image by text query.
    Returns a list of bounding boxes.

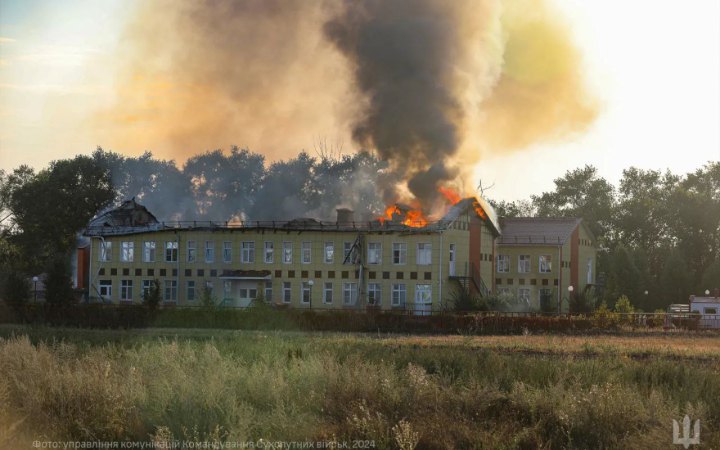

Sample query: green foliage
[2,271,30,307]
[44,258,75,305]
[613,295,635,314]
[569,288,596,314]
[142,279,161,310]
[701,259,720,292]
[450,287,484,312]
[539,289,556,313]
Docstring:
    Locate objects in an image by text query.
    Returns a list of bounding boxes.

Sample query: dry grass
[0,326,718,449]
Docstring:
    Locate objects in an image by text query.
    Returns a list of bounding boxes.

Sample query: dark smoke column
[325,0,464,205]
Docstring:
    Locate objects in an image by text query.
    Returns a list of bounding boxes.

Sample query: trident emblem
[673,415,700,448]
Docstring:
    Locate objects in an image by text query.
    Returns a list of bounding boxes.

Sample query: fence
[1,302,717,333]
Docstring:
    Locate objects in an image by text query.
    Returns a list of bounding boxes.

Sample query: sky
[0,0,718,202]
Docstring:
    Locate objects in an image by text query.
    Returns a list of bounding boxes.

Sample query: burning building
[82,197,500,314]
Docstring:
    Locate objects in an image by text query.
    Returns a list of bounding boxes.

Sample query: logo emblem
[673,415,700,448]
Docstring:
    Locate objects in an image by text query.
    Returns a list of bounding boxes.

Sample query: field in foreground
[0,326,718,449]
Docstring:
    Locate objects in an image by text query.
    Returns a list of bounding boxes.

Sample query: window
[120,241,134,262]
[223,242,232,263]
[186,280,196,302]
[302,242,311,264]
[368,243,381,264]
[391,283,406,307]
[282,282,291,303]
[324,242,334,263]
[187,240,196,263]
[392,243,407,265]
[205,241,215,263]
[343,241,357,264]
[416,243,432,265]
[539,255,552,273]
[518,255,530,273]
[518,288,531,306]
[264,281,272,301]
[143,241,156,262]
[587,258,593,284]
[301,282,312,304]
[539,288,553,307]
[343,282,358,305]
[497,287,511,295]
[99,241,112,262]
[496,255,510,273]
[323,282,333,304]
[165,241,178,262]
[223,281,231,300]
[120,280,133,301]
[264,242,274,263]
[205,281,214,299]
[142,280,153,299]
[283,242,292,264]
[367,283,382,305]
[415,284,432,305]
[241,241,255,263]
[164,280,177,302]
[99,280,112,300]
[705,308,717,315]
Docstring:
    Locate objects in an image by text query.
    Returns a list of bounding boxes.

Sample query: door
[414,284,432,316]
[237,282,257,308]
[449,244,456,276]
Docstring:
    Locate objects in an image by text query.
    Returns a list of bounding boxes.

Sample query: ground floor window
[343,282,358,305]
[164,280,177,302]
[301,282,312,304]
[120,280,133,301]
[99,280,112,301]
[264,281,272,302]
[283,282,291,303]
[391,284,406,307]
[323,282,333,304]
[367,283,382,305]
[186,280,196,302]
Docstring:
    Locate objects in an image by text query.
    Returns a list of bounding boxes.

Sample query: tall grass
[0,328,718,449]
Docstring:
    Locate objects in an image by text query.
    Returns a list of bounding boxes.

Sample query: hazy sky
[0,0,718,202]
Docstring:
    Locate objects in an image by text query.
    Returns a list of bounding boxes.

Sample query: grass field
[1,325,718,449]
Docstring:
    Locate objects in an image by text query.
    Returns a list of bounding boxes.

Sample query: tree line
[0,147,718,311]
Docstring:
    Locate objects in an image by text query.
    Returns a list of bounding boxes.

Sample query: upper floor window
[368,243,382,265]
[283,242,292,264]
[242,242,255,263]
[143,241,156,262]
[539,255,552,273]
[518,255,530,273]
[324,242,334,264]
[120,241,134,262]
[302,242,312,264]
[264,242,274,263]
[416,243,432,265]
[343,241,357,264]
[205,241,215,263]
[99,241,112,262]
[392,243,407,265]
[165,241,178,262]
[496,255,510,273]
[187,240,196,263]
[223,241,233,263]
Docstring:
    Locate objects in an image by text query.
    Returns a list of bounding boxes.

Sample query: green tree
[7,156,114,271]
[532,165,615,244]
[660,249,693,305]
[603,245,641,306]
[701,259,720,294]
[2,271,30,307]
[613,295,635,313]
[142,279,161,310]
[44,258,75,305]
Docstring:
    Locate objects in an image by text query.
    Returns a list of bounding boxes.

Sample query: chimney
[336,208,354,224]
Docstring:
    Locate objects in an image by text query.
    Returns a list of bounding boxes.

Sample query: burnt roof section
[498,217,582,246]
[88,198,159,229]
[84,195,498,237]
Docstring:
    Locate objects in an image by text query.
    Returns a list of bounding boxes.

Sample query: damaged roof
[498,217,584,246]
[88,198,159,229]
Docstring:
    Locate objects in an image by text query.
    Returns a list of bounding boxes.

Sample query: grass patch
[0,326,718,449]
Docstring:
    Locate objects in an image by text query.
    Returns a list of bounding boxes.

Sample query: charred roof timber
[84,197,501,237]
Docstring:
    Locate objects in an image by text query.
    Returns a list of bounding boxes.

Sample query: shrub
[44,258,75,305]
[450,287,484,312]
[2,271,30,308]
[614,295,635,313]
[142,279,161,311]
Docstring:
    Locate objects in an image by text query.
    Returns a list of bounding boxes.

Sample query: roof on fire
[83,196,499,237]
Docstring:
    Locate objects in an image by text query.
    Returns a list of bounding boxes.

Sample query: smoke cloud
[95,0,597,213]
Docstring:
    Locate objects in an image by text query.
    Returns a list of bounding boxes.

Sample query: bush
[2,271,30,307]
[44,258,75,305]
[614,295,635,313]
[450,287,484,312]
[142,279,161,311]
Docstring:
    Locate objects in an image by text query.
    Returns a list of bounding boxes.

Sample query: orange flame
[376,204,427,227]
[472,201,487,220]
[438,186,462,205]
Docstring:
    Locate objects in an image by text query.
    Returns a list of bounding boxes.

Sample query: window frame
[392,242,407,265]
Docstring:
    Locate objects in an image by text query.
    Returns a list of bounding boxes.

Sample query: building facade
[494,218,597,312]
[81,198,501,313]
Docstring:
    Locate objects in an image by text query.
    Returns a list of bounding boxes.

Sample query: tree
[142,279,161,310]
[488,199,536,218]
[44,258,75,305]
[603,245,642,306]
[659,249,693,306]
[532,165,615,244]
[8,156,114,270]
[2,271,30,308]
[701,259,720,293]
[613,295,635,314]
